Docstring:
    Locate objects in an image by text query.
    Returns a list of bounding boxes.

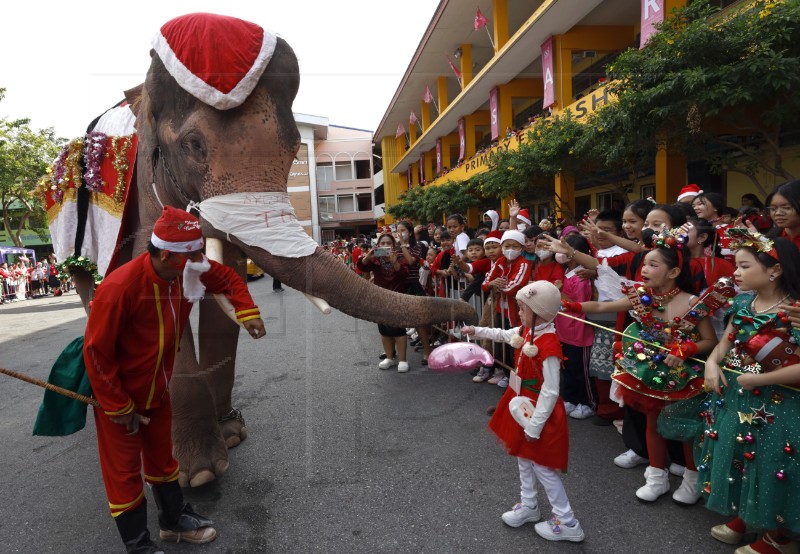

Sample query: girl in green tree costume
[702,231,800,554]
[561,229,722,504]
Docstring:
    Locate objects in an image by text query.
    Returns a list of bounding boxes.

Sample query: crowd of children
[359,180,800,551]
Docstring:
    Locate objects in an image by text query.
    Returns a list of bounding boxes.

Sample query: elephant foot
[173,421,230,488]
[218,408,248,449]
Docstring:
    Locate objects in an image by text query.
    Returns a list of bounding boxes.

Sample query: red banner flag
[395,122,406,139]
[474,7,489,31]
[436,139,442,174]
[489,87,499,140]
[541,37,555,109]
[422,85,434,104]
[447,56,462,80]
[410,111,418,125]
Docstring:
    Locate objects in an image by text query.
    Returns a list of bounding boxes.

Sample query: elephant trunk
[234,239,478,327]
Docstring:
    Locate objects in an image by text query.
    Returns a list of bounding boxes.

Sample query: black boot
[151,481,213,532]
[151,482,216,544]
[113,500,163,554]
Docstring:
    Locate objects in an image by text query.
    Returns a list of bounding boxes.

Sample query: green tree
[0,88,63,246]
[606,0,800,196]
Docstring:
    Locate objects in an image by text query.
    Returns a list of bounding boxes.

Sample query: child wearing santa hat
[480,230,533,387]
[462,281,585,542]
[677,183,703,204]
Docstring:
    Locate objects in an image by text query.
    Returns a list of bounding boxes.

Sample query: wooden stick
[0,366,100,407]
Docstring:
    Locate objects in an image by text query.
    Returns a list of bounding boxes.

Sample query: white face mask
[503,249,521,261]
[517,223,527,231]
[535,249,552,260]
[554,252,570,265]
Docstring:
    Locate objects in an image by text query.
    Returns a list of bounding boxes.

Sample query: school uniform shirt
[781,229,800,251]
[454,232,470,255]
[84,252,260,417]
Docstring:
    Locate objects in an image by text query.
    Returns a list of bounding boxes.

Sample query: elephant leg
[198,295,245,448]
[170,323,230,488]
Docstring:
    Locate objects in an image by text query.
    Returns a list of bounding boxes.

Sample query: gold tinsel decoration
[65,138,85,188]
[111,136,132,204]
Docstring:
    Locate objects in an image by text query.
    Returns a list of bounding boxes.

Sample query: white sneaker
[497,376,509,388]
[669,463,686,477]
[397,362,409,373]
[534,516,585,542]
[473,366,492,383]
[563,401,576,414]
[614,449,648,469]
[378,358,396,370]
[635,466,670,502]
[501,502,540,527]
[569,404,595,420]
[406,328,416,336]
[487,369,505,385]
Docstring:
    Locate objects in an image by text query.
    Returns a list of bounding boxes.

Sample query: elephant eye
[181,133,207,163]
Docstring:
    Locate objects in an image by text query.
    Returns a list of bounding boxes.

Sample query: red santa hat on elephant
[152,13,277,110]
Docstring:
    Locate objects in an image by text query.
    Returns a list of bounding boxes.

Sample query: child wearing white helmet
[462,281,585,543]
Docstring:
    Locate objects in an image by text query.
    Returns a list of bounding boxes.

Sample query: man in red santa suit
[83,206,266,553]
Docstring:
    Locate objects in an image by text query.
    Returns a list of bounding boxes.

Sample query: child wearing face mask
[481,230,533,387]
[534,235,565,289]
[554,235,596,420]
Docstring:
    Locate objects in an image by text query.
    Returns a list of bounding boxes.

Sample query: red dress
[488,331,569,470]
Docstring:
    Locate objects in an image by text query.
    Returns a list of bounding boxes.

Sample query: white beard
[183,255,211,304]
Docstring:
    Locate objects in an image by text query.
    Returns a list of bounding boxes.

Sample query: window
[356,193,372,212]
[597,192,614,211]
[355,159,371,179]
[337,194,356,213]
[640,184,655,200]
[316,163,333,191]
[318,197,335,222]
[334,161,353,181]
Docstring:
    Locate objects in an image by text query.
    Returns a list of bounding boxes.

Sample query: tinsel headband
[725,227,779,261]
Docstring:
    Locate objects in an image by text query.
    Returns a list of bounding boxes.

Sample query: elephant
[60,13,478,488]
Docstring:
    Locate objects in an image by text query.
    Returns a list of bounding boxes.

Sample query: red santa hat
[516,209,532,225]
[152,13,277,110]
[483,230,503,245]
[677,183,703,202]
[151,206,205,252]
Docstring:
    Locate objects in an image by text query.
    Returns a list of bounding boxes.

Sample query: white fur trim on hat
[509,333,525,349]
[501,230,525,246]
[516,281,561,323]
[152,15,277,110]
[150,233,205,253]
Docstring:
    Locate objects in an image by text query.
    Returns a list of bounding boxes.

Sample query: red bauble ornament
[785,443,794,455]
[709,431,718,440]
[744,452,755,461]
[752,388,761,396]
[776,470,787,481]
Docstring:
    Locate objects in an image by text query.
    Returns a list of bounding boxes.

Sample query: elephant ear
[124,83,145,120]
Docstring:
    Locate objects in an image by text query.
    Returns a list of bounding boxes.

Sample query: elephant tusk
[304,293,331,315]
[205,237,243,327]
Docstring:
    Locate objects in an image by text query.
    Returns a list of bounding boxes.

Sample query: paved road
[0,280,734,553]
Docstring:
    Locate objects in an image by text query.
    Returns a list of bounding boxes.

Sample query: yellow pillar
[440,135,454,173]
[498,85,514,136]
[383,136,403,223]
[464,116,477,159]
[493,0,509,53]
[655,139,686,204]
[437,76,449,113]
[467,206,480,228]
[554,35,573,109]
[411,162,419,188]
[395,135,406,159]
[460,44,473,88]
[409,118,417,145]
[424,150,435,183]
[554,172,575,221]
[421,102,431,133]
[500,197,510,219]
